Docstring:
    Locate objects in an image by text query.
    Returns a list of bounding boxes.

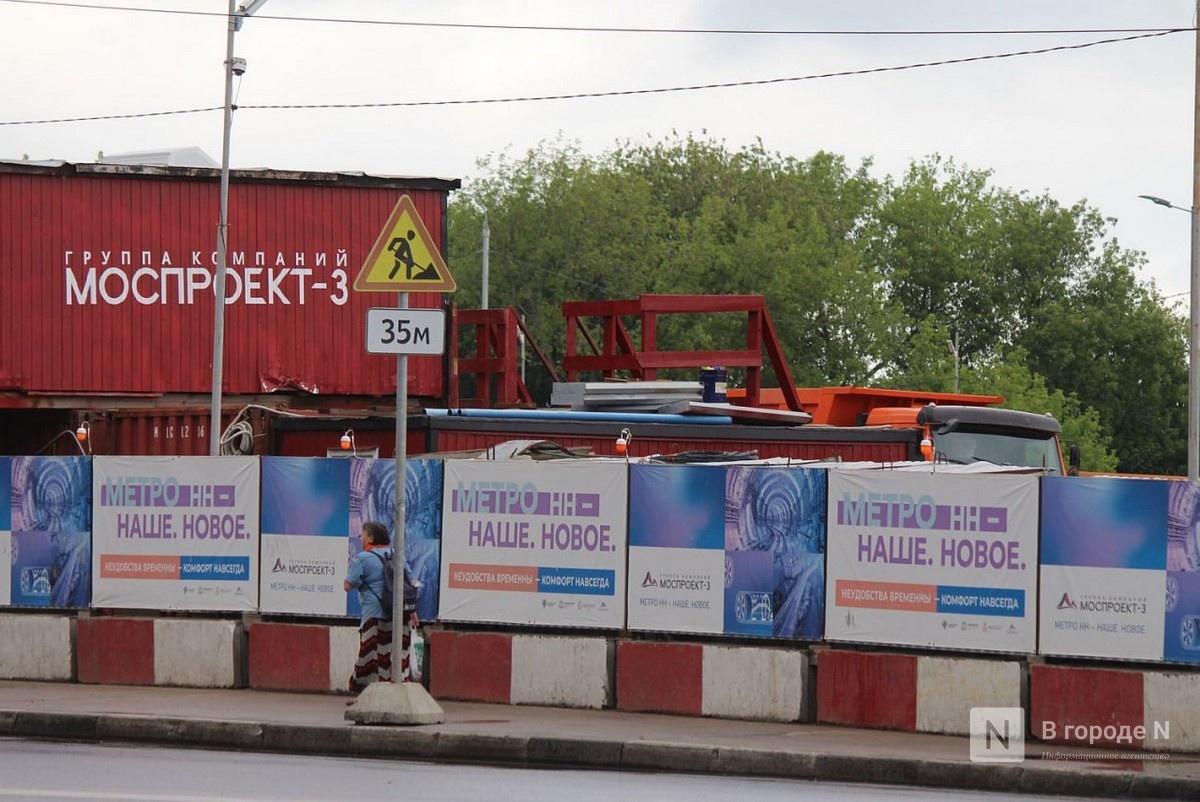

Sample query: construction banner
[258,456,442,621]
[1,456,92,609]
[1166,480,1200,663]
[626,464,826,639]
[91,456,260,611]
[439,460,627,628]
[1039,476,1168,661]
[825,470,1039,653]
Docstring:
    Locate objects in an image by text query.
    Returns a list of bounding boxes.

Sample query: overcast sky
[1,0,1196,300]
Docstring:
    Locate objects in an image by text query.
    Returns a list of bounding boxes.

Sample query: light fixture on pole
[1139,193,1200,481]
[209,0,269,456]
[1139,194,1192,213]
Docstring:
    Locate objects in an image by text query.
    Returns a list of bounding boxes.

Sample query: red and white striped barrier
[1031,664,1200,752]
[0,613,74,681]
[615,640,808,722]
[247,622,360,693]
[816,649,1022,735]
[77,616,242,688]
[430,630,612,709]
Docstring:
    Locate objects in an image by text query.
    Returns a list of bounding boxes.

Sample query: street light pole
[209,0,237,456]
[209,0,268,456]
[481,214,490,310]
[1191,0,1200,483]
[1140,192,1200,481]
[1136,2,1200,480]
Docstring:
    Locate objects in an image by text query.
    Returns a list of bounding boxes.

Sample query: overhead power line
[0,106,224,126]
[0,0,1189,36]
[244,30,1181,111]
[0,28,1180,127]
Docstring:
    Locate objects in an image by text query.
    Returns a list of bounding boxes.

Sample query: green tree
[863,155,1175,472]
[889,319,1117,471]
[449,135,904,395]
[865,156,1088,376]
[446,136,1179,472]
[965,348,1118,474]
[1022,251,1187,475]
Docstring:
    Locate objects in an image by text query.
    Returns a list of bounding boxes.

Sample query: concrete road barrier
[431,630,612,709]
[77,616,242,688]
[817,649,1021,735]
[429,630,513,703]
[616,640,808,722]
[0,614,74,681]
[247,621,358,693]
[1031,663,1200,753]
[77,617,155,685]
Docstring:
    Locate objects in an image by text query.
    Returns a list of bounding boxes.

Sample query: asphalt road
[0,738,1100,802]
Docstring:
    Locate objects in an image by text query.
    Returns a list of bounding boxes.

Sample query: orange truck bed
[727,386,1004,427]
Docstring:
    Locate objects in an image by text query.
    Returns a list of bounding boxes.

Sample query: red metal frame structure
[560,295,803,411]
[453,307,560,408]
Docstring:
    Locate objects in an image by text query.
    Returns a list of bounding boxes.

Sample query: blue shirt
[345,546,393,624]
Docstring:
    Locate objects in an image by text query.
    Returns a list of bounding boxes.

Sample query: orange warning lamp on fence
[920,436,933,461]
[615,428,631,457]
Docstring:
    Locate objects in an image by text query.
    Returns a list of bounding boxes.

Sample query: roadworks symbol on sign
[353,194,456,292]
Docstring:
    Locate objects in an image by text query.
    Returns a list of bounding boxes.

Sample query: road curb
[1017,766,1132,798]
[14,711,100,740]
[714,746,817,778]
[621,741,719,773]
[526,736,624,767]
[913,759,1023,793]
[174,719,264,749]
[814,753,922,786]
[96,715,178,743]
[3,709,1198,800]
[435,732,529,764]
[1128,774,1200,799]
[262,723,353,755]
[348,726,439,760]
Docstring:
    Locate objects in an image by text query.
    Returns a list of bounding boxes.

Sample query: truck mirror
[1068,444,1081,476]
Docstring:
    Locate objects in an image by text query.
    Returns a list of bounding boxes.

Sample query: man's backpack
[369,549,418,620]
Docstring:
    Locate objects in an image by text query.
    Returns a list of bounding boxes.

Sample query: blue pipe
[424,408,733,425]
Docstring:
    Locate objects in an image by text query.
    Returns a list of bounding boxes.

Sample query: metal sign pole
[393,290,409,680]
[346,193,449,723]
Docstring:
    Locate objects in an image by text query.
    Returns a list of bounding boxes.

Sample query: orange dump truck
[730,385,1070,474]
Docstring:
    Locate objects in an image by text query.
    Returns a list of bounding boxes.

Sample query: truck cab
[913,404,1067,475]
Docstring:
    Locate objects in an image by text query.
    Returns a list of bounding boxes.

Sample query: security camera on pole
[346,195,455,725]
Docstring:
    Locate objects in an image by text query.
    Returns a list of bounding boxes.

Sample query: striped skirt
[348,617,413,694]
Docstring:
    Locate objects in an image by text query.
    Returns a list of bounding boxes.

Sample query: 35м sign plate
[365,308,446,355]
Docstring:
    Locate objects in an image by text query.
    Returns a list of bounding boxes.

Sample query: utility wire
[245,29,1180,111]
[0,0,1188,36]
[0,29,1179,127]
[0,106,222,126]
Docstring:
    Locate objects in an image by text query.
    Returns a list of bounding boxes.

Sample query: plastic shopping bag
[409,627,425,683]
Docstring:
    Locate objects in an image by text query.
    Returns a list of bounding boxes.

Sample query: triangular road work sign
[353,194,456,292]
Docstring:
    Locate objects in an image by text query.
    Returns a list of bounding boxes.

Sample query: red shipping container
[0,161,459,400]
